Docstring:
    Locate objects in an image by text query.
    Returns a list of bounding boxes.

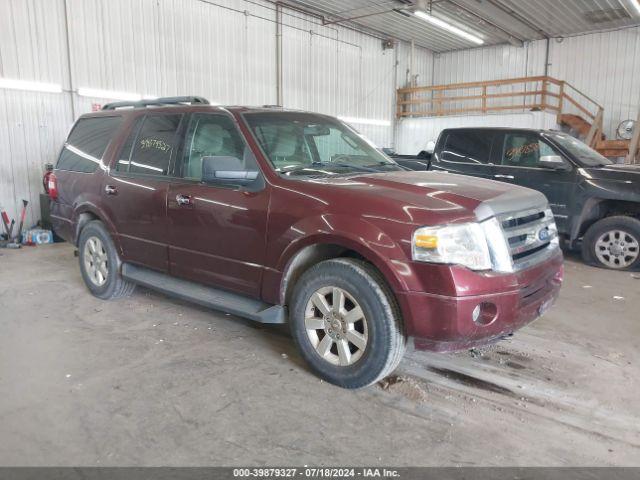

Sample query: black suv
[393,127,640,270]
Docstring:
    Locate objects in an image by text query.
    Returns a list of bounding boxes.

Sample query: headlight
[412,222,492,270]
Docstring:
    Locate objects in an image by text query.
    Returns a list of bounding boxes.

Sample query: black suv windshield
[243,112,401,177]
[544,132,612,167]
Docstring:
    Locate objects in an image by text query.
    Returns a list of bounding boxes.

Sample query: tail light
[45,171,58,200]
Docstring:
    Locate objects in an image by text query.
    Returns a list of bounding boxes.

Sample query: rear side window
[117,114,183,175]
[57,116,122,173]
[441,131,493,164]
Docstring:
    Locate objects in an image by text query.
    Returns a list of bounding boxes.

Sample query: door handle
[175,194,193,206]
[494,174,515,179]
[105,185,117,195]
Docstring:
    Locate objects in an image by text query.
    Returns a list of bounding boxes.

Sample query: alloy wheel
[304,286,368,367]
[594,229,639,269]
[83,236,109,286]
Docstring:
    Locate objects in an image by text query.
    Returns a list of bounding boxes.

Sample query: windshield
[243,112,401,177]
[544,132,612,167]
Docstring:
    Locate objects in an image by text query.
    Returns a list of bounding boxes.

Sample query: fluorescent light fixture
[632,0,640,15]
[338,116,391,127]
[0,77,62,93]
[413,10,484,45]
[77,87,147,101]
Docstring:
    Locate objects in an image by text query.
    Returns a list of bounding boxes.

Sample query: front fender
[274,214,415,295]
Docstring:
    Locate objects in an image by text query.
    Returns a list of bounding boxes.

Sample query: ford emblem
[538,228,550,241]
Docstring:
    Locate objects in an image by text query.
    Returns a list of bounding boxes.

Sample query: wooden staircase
[558,113,631,159]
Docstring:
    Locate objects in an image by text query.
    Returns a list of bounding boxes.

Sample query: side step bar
[121,263,286,324]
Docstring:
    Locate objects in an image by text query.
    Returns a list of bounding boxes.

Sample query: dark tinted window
[182,114,254,180]
[126,114,182,175]
[441,131,493,164]
[57,116,122,172]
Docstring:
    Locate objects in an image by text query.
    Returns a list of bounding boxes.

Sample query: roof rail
[102,96,210,110]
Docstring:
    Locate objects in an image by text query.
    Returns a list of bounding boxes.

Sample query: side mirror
[539,155,570,171]
[202,156,259,184]
[425,140,436,154]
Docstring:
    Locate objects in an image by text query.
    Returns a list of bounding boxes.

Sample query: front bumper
[396,250,563,352]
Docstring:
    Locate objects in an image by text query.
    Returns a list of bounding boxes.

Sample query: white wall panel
[281,10,397,147]
[66,0,278,106]
[0,0,71,228]
[548,27,640,138]
[396,42,434,90]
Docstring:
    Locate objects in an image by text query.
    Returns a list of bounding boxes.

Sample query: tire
[289,258,406,389]
[78,220,136,299]
[581,216,640,270]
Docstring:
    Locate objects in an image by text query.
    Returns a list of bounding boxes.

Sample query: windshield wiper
[328,162,383,173]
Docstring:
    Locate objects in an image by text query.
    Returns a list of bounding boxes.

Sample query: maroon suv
[47,96,563,388]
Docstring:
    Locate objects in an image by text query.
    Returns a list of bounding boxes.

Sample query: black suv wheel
[289,258,406,389]
[78,220,136,299]
[582,216,640,270]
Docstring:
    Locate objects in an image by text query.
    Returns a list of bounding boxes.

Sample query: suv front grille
[497,207,558,271]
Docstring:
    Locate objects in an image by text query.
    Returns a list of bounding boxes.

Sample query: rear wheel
[289,258,406,389]
[78,220,136,299]
[582,216,640,270]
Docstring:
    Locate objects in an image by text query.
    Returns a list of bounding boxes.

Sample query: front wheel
[581,216,640,270]
[289,258,406,389]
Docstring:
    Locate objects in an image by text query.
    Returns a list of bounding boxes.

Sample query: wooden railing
[396,75,605,147]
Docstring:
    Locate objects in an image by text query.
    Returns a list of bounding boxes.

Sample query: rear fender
[73,200,122,253]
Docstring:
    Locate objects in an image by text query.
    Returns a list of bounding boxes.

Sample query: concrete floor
[0,243,639,466]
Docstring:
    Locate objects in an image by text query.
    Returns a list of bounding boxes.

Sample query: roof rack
[102,96,210,110]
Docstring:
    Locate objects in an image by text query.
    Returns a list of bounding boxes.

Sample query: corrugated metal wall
[548,27,640,139]
[0,0,73,232]
[0,0,413,229]
[431,27,640,138]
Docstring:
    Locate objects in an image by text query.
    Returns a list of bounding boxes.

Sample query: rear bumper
[397,251,563,352]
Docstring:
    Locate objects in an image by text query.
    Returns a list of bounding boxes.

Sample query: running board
[121,263,286,324]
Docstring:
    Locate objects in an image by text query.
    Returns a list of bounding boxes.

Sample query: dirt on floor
[0,244,638,466]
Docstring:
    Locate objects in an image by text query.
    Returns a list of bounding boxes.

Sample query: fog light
[472,302,498,326]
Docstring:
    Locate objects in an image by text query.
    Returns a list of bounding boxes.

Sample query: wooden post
[557,81,565,123]
[626,110,640,165]
[586,107,604,148]
[541,78,548,111]
[482,85,487,113]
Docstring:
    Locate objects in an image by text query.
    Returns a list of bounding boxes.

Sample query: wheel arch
[73,202,120,251]
[277,232,410,307]
[572,198,640,245]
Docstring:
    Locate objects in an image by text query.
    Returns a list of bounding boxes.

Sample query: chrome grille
[498,207,559,271]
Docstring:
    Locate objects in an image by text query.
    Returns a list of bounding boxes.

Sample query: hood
[308,171,548,224]
[582,164,640,183]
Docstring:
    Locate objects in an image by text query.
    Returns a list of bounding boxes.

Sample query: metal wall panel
[548,26,640,138]
[66,0,278,106]
[396,42,434,89]
[280,9,397,147]
[0,0,72,228]
[431,28,640,137]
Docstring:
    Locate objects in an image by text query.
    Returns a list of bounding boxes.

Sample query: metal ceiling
[285,0,640,52]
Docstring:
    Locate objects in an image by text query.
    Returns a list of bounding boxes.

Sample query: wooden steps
[558,113,594,138]
[595,139,631,158]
